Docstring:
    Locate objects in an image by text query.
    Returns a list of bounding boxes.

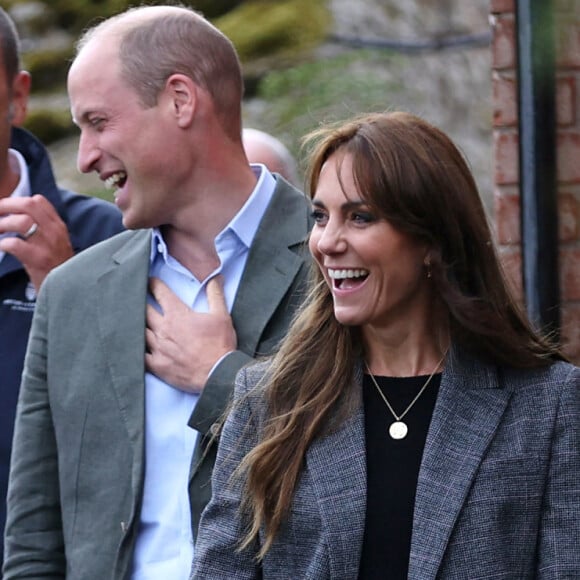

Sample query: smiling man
[3,5,312,580]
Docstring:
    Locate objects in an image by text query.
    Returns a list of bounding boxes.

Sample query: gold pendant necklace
[365,351,447,440]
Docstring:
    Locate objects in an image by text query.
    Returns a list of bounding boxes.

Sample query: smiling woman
[309,151,429,330]
[191,111,580,580]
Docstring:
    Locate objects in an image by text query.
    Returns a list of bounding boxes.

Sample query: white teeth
[328,268,368,280]
[104,171,127,190]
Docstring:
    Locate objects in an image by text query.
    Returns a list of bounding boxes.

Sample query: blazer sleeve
[3,277,66,578]
[536,364,580,578]
[191,365,264,580]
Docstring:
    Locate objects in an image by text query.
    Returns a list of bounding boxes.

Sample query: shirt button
[209,421,221,438]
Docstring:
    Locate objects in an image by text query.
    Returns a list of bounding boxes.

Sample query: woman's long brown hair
[236,112,564,560]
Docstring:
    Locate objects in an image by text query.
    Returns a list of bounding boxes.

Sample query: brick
[498,246,523,300]
[493,72,518,127]
[555,19,580,68]
[560,302,580,364]
[556,76,576,126]
[492,15,517,70]
[491,0,515,14]
[560,245,580,300]
[558,192,579,240]
[495,191,521,244]
[557,131,580,183]
[494,130,520,185]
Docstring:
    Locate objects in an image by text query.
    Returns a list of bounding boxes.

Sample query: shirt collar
[226,164,276,248]
[150,164,276,263]
[8,148,32,199]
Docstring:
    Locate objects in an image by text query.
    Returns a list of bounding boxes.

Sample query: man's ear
[9,71,31,127]
[164,73,196,128]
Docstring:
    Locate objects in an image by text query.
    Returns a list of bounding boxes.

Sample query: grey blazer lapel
[231,178,311,354]
[306,380,366,579]
[96,230,150,475]
[409,349,512,579]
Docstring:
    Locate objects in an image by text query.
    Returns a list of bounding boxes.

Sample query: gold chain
[364,351,447,422]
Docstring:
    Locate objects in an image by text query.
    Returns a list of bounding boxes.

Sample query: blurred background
[2,0,493,211]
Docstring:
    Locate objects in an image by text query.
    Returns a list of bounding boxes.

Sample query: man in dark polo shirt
[0,8,123,571]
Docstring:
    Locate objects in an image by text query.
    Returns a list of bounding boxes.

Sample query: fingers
[148,277,184,314]
[0,195,74,290]
[206,275,228,315]
[149,274,228,316]
[0,195,56,235]
[145,303,163,331]
[0,207,36,238]
[0,195,71,247]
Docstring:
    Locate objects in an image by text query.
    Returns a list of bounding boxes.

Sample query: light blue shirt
[130,166,276,580]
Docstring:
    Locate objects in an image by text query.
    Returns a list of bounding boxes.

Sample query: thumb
[206,275,228,315]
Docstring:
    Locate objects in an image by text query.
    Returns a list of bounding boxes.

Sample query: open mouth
[328,268,369,289]
[104,171,127,190]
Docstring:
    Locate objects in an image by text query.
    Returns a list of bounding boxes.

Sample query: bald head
[73,5,244,140]
[242,128,299,185]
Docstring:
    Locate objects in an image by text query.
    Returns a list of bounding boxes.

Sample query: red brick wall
[491,0,580,362]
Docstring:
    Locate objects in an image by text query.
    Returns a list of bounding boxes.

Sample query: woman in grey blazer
[192,112,580,579]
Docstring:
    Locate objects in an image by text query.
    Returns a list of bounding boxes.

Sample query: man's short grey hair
[75,5,244,141]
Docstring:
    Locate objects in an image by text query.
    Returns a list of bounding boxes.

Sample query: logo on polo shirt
[1,282,37,312]
[25,281,36,301]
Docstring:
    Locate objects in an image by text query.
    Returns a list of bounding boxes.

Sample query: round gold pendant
[389,421,408,440]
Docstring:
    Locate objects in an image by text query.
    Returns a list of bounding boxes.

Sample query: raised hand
[145,275,237,393]
[0,194,74,290]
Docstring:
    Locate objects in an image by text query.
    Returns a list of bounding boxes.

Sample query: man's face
[68,39,187,230]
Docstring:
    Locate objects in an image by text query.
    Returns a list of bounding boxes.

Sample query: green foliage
[22,47,74,92]
[50,0,140,32]
[253,49,405,167]
[85,186,112,201]
[47,0,244,33]
[23,108,76,144]
[190,0,245,19]
[216,0,329,65]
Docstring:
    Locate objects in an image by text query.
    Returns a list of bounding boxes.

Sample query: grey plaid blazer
[191,348,580,579]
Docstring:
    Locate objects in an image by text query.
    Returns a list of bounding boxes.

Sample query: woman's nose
[316,222,347,255]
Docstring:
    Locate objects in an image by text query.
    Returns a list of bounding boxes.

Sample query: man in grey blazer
[3,6,312,579]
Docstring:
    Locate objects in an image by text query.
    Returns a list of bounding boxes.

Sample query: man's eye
[89,118,104,129]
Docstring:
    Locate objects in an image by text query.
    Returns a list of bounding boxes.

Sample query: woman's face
[309,152,431,333]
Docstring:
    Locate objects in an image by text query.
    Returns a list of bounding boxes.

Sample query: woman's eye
[352,212,375,224]
[311,209,328,224]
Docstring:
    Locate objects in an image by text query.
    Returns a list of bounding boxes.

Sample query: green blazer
[3,178,313,580]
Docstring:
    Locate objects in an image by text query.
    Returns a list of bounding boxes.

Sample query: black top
[358,372,441,580]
